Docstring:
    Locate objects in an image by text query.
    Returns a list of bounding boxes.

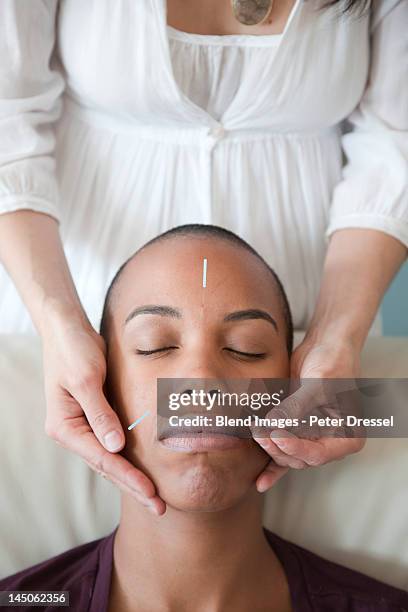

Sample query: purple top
[1,528,407,611]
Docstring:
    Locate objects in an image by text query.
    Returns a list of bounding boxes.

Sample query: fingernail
[270,429,285,438]
[254,437,269,449]
[257,481,270,493]
[273,440,288,450]
[104,431,123,452]
[269,431,284,442]
[143,500,158,515]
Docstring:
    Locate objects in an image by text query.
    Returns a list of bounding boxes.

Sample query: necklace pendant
[231,0,274,26]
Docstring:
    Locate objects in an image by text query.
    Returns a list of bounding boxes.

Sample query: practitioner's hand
[41,312,166,515]
[253,337,366,493]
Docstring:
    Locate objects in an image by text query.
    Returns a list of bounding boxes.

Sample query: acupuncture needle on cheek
[128,409,150,431]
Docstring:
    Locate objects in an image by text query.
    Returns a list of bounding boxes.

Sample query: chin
[157,463,254,513]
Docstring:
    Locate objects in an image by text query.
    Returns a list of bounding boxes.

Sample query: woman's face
[106,236,290,512]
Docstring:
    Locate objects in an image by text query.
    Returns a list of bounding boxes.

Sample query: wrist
[295,322,362,378]
[38,296,91,337]
[304,315,367,354]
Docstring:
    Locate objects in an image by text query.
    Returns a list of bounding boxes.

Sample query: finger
[94,468,166,516]
[256,463,289,493]
[81,439,166,516]
[270,455,307,468]
[265,381,321,422]
[50,415,166,514]
[270,432,366,466]
[253,434,307,469]
[75,383,126,453]
[265,378,358,423]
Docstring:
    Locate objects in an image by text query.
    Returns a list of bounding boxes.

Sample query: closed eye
[136,346,178,355]
[224,348,267,360]
[135,347,266,359]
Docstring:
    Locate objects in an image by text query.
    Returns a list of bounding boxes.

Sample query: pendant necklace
[231,0,274,25]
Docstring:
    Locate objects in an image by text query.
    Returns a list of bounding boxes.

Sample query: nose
[180,381,222,399]
[173,352,229,405]
[173,338,224,380]
[171,378,227,401]
[157,336,251,424]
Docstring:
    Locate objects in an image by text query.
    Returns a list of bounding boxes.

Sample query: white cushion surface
[0,334,407,589]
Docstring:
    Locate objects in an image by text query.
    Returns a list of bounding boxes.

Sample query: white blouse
[167,25,281,121]
[0,0,407,333]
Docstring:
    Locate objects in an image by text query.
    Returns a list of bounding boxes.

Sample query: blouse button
[209,125,225,140]
[205,125,225,150]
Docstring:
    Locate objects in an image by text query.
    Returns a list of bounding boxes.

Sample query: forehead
[110,236,280,326]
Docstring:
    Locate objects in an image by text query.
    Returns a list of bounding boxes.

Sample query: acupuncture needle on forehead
[202,258,208,288]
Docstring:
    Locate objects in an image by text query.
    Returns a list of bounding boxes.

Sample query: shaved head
[100,224,293,354]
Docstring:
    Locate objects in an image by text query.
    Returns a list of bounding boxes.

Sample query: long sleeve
[327,0,408,247]
[0,0,64,221]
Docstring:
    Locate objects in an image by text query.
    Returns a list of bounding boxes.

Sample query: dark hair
[100,224,294,354]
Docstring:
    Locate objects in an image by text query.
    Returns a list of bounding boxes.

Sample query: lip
[158,417,252,440]
[159,432,249,453]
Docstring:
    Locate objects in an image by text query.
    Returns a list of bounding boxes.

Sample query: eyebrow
[124,305,182,326]
[223,309,278,332]
[124,305,278,332]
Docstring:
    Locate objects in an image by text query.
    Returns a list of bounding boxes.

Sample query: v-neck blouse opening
[166,24,282,47]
